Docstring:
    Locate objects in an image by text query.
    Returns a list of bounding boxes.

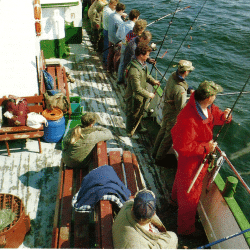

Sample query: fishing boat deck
[0,25,208,248]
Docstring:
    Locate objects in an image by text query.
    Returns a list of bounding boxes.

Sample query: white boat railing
[216,146,250,195]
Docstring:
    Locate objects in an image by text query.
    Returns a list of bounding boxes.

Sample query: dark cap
[133,189,156,220]
[196,80,223,99]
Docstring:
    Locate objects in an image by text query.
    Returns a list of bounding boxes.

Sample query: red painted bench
[52,141,144,248]
[39,50,72,119]
[0,94,45,156]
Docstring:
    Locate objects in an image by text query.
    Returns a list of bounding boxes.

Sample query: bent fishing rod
[187,74,250,193]
[149,0,183,75]
[102,6,190,54]
[159,0,208,83]
[147,6,190,27]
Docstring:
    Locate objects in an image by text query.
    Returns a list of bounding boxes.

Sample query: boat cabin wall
[0,0,41,98]
[40,1,82,58]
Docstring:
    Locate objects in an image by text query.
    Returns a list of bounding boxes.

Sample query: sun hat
[133,189,156,220]
[178,60,195,71]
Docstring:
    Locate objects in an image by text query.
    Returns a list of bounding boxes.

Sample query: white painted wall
[0,0,41,98]
[65,2,82,28]
[40,8,66,40]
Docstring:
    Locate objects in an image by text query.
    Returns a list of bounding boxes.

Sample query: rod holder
[222,176,238,198]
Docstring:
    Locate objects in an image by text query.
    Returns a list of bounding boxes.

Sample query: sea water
[122,0,250,221]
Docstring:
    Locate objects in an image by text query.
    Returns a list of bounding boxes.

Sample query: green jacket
[62,125,113,168]
[112,200,178,249]
[88,0,106,28]
[162,71,189,120]
[124,59,158,105]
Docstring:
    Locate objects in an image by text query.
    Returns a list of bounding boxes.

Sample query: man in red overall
[171,80,232,236]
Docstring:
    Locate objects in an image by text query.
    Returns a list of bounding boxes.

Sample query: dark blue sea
[122,0,250,221]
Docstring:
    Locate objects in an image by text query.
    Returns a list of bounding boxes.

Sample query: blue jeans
[103,29,109,65]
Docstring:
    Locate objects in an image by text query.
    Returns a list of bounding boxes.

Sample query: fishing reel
[208,152,217,164]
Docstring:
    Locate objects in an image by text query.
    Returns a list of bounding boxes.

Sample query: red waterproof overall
[171,93,231,235]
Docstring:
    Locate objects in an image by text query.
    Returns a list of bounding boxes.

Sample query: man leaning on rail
[152,60,195,167]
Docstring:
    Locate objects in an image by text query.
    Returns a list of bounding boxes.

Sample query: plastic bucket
[42,108,65,143]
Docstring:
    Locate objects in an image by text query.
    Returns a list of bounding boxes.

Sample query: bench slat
[56,66,64,92]
[109,151,125,184]
[0,131,44,140]
[58,169,74,248]
[52,161,65,248]
[123,151,138,196]
[46,66,57,90]
[0,126,43,134]
[99,200,113,249]
[62,66,71,119]
[73,168,90,248]
[93,141,108,168]
[132,153,144,190]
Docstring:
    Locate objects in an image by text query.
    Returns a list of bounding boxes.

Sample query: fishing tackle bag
[4,98,30,126]
[42,70,54,90]
[44,92,69,113]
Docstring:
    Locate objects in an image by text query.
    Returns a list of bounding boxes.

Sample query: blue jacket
[74,165,131,210]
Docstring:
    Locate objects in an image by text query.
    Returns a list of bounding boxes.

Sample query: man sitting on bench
[62,112,114,168]
[112,189,178,249]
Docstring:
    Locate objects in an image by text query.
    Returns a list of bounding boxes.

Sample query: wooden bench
[0,94,45,156]
[52,141,144,248]
[39,50,72,119]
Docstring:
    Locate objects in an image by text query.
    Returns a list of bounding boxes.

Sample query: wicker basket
[0,194,30,248]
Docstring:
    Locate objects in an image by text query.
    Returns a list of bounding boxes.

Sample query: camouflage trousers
[152,116,176,161]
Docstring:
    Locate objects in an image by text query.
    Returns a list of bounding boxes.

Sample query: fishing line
[214,74,250,143]
[159,0,209,83]
[149,0,182,75]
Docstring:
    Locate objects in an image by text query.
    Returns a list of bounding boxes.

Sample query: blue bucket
[43,116,65,143]
[42,108,66,143]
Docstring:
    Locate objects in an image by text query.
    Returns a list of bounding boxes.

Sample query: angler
[171,81,232,236]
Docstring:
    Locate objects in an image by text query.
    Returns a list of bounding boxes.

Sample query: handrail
[216,146,250,195]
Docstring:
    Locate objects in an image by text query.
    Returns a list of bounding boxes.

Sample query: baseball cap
[196,80,223,98]
[178,60,195,71]
[133,189,156,220]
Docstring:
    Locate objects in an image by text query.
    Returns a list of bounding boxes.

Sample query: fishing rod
[187,74,250,193]
[159,0,209,83]
[102,6,190,54]
[187,91,250,99]
[217,91,250,96]
[197,228,250,249]
[130,85,160,136]
[147,6,190,27]
[153,65,168,83]
[149,0,183,75]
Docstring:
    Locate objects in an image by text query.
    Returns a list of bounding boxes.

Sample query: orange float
[34,0,41,36]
